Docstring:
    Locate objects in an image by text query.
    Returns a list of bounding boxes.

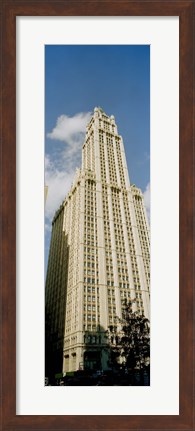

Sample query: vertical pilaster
[107,187,122,318]
[119,194,136,303]
[120,136,131,189]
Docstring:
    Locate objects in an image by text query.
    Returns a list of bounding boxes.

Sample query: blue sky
[45,45,150,272]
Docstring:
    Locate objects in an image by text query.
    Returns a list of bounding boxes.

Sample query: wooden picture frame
[1,1,194,430]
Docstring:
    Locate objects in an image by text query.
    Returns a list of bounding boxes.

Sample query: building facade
[45,107,150,376]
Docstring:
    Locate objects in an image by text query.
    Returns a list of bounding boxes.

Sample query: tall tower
[45,107,150,377]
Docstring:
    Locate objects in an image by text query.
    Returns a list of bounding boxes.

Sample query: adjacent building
[45,107,150,377]
[44,185,48,203]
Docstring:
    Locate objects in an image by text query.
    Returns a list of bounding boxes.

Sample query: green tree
[107,300,150,374]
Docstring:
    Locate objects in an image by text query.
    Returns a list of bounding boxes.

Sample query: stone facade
[45,107,150,376]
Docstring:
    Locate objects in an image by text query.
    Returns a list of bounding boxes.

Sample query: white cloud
[45,154,75,222]
[47,112,92,155]
[45,112,92,223]
[47,112,91,142]
[143,182,150,223]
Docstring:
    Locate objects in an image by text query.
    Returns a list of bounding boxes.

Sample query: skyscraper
[45,107,150,377]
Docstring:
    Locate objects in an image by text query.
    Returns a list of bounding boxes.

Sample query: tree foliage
[107,300,150,371]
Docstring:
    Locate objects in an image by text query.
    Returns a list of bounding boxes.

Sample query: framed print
[1,1,194,430]
[17,16,179,416]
